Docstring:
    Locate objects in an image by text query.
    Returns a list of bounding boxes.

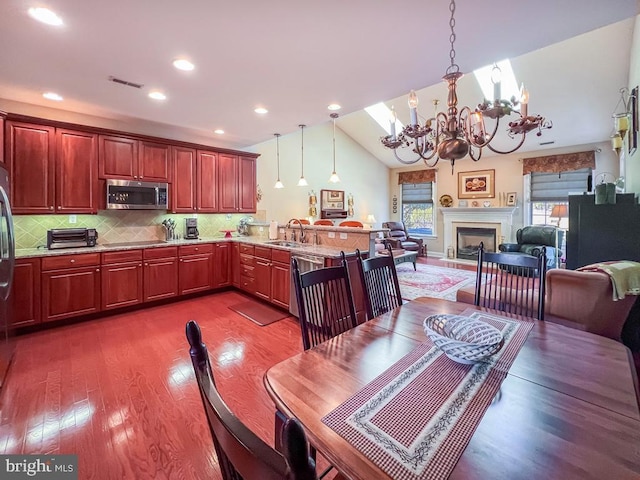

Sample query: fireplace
[456,227,496,260]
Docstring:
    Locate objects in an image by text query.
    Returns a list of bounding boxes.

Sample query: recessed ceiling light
[28,7,63,26]
[42,92,63,101]
[254,107,268,114]
[328,103,342,111]
[173,59,195,71]
[148,91,167,100]
[214,129,225,135]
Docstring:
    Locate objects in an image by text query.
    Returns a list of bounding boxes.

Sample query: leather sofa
[456,268,636,342]
[499,225,564,269]
[382,222,425,256]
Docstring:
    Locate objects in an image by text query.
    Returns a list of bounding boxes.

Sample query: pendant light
[273,133,284,189]
[297,124,308,187]
[329,113,341,183]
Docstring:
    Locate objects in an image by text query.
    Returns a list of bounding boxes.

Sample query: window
[530,168,591,229]
[402,182,433,235]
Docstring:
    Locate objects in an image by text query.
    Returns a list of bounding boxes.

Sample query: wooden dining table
[264,297,640,480]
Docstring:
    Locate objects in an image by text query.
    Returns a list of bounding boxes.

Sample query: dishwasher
[289,253,325,317]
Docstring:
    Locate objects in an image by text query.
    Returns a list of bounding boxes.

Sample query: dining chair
[313,219,333,226]
[474,242,547,320]
[292,251,358,350]
[356,245,403,320]
[186,320,318,480]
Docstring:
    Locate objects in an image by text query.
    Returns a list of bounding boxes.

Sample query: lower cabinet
[238,244,255,293]
[143,246,179,302]
[101,250,143,310]
[254,246,272,302]
[10,257,41,327]
[270,249,290,310]
[41,253,101,322]
[179,244,213,295]
[231,243,241,288]
[213,243,231,288]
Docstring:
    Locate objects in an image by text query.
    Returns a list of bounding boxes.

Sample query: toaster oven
[47,228,98,250]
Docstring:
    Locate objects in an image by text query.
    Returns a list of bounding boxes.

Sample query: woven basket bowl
[423,314,504,364]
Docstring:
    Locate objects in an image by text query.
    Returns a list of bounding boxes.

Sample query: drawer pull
[70,259,75,263]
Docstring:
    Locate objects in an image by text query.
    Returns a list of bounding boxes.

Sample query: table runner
[321,310,534,480]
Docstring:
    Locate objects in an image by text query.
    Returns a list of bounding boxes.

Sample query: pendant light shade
[273,133,284,189]
[297,124,308,187]
[329,112,341,183]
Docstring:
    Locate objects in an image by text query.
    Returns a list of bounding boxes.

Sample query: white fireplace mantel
[440,207,516,255]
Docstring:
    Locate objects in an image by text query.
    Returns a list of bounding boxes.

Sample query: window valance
[522,151,595,175]
[398,169,436,185]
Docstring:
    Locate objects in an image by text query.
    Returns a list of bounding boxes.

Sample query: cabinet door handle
[70,259,75,263]
[145,263,149,266]
[49,206,54,210]
[58,206,61,209]
[96,268,100,272]
[139,264,142,267]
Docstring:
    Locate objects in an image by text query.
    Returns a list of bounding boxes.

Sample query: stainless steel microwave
[106,179,168,210]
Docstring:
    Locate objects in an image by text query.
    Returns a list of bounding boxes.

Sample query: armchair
[382,221,425,256]
[499,225,564,269]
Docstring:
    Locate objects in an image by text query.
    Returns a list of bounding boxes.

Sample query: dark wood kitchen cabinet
[56,128,99,213]
[143,246,179,302]
[253,246,272,302]
[172,147,218,213]
[101,250,143,310]
[7,121,55,213]
[10,258,41,327]
[213,242,231,288]
[270,249,290,310]
[218,154,256,213]
[7,121,98,214]
[0,113,5,164]
[238,243,255,293]
[178,244,213,295]
[231,243,241,288]
[99,135,171,182]
[41,253,101,322]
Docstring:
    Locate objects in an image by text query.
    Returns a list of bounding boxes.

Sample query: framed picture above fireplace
[458,169,495,199]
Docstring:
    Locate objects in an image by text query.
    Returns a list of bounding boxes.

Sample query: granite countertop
[16,235,359,259]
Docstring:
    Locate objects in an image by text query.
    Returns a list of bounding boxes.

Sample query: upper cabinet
[99,135,171,182]
[218,154,256,213]
[7,121,98,214]
[172,147,218,213]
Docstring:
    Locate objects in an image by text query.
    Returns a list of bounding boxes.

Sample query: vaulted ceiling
[0,0,637,167]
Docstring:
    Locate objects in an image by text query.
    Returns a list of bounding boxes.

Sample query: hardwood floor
[0,255,466,479]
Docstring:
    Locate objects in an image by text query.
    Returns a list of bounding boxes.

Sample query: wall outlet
[339,233,348,239]
[259,226,264,232]
[68,215,77,224]
[328,231,336,238]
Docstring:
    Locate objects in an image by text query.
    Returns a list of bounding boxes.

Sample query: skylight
[365,102,404,136]
[473,59,520,102]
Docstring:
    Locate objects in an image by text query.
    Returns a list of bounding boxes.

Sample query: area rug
[395,263,477,301]
[229,300,291,326]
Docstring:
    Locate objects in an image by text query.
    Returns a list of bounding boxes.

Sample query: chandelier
[381,0,552,171]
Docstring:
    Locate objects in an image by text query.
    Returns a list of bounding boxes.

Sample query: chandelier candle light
[298,124,308,187]
[381,0,551,172]
[273,133,284,189]
[329,113,341,183]
[611,87,636,155]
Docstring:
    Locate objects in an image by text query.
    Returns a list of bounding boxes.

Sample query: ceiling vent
[108,76,143,89]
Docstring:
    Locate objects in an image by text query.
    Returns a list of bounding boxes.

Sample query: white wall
[389,141,618,256]
[625,15,640,193]
[252,122,390,225]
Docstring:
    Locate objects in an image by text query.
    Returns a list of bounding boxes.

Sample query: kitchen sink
[265,240,306,248]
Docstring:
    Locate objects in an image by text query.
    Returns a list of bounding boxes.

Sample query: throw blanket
[577,261,640,300]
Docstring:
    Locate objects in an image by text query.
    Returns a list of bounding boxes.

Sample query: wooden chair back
[338,220,363,227]
[291,219,310,225]
[356,245,403,320]
[292,252,358,350]
[474,242,547,320]
[313,220,333,226]
[186,320,317,480]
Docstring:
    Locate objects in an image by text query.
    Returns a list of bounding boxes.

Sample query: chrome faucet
[286,218,306,243]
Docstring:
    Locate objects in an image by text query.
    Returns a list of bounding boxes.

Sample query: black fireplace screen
[456,227,496,260]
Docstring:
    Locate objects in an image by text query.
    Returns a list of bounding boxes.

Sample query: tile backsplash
[14,210,267,249]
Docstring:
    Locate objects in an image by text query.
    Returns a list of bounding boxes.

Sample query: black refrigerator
[0,164,15,388]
